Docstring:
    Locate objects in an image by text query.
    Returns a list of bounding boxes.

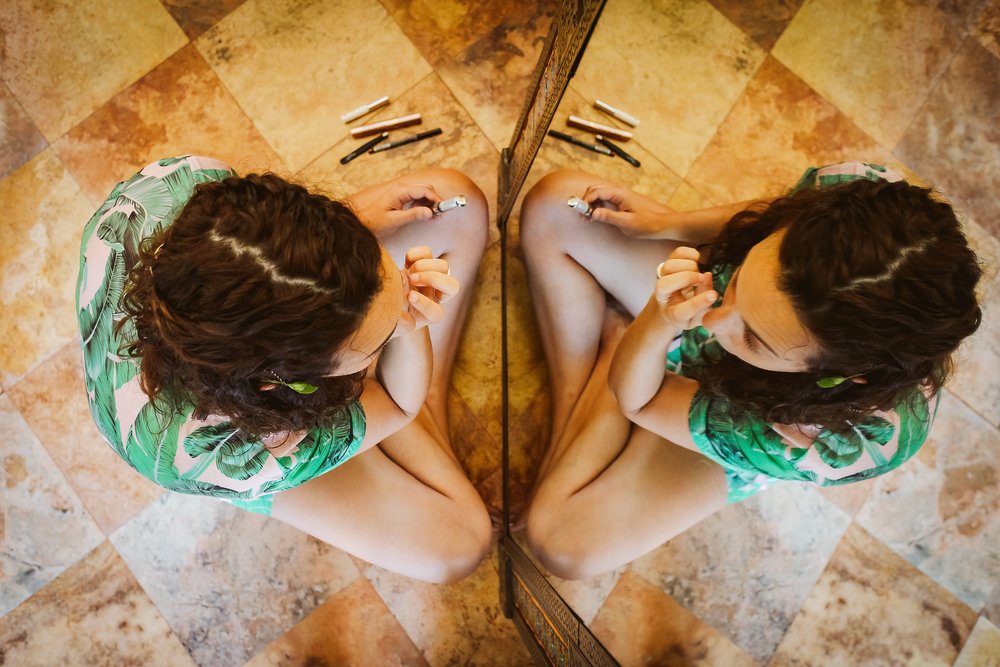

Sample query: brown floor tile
[773,0,963,149]
[856,391,1000,610]
[161,0,248,40]
[195,0,431,172]
[769,523,978,666]
[0,150,97,386]
[685,56,892,204]
[895,37,1000,239]
[0,541,196,666]
[243,577,428,667]
[549,566,627,627]
[0,0,186,141]
[449,384,502,489]
[973,0,1000,59]
[359,549,532,666]
[53,44,286,205]
[381,0,530,66]
[590,570,759,667]
[0,395,104,616]
[111,493,359,666]
[571,0,765,178]
[631,483,851,663]
[7,343,164,535]
[435,0,558,151]
[0,82,47,181]
[707,0,805,51]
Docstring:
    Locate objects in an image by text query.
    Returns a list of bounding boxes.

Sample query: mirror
[504,0,998,665]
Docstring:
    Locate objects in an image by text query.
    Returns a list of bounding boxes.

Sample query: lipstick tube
[567,115,633,141]
[594,99,640,127]
[350,113,422,139]
[340,96,390,123]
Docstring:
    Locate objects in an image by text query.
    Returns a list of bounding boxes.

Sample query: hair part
[697,178,982,432]
[118,172,384,438]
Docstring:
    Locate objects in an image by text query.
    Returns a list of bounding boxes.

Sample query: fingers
[581,185,625,209]
[663,289,718,324]
[409,270,460,303]
[404,246,434,268]
[407,289,445,325]
[396,183,442,208]
[654,270,709,303]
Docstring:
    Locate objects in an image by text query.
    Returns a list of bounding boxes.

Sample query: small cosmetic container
[434,195,467,214]
[567,115,633,142]
[350,113,422,138]
[340,96,390,123]
[567,196,592,215]
[594,100,640,127]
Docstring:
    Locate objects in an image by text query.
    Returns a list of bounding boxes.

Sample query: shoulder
[793,161,906,192]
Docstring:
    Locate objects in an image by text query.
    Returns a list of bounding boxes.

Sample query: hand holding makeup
[394,246,460,335]
[580,184,672,238]
[347,181,444,235]
[651,246,717,329]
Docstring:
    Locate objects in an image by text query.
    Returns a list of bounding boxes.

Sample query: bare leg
[524,310,729,579]
[271,169,492,583]
[520,169,677,478]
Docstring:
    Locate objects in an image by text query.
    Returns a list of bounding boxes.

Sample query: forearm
[608,298,681,414]
[643,199,767,242]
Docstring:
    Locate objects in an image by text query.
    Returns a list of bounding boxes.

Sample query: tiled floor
[0,1,998,666]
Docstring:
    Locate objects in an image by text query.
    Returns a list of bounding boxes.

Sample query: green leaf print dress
[75,156,366,516]
[667,162,937,503]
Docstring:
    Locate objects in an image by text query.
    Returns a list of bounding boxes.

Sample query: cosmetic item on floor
[340,95,390,123]
[434,195,467,214]
[351,113,422,138]
[567,115,633,141]
[567,196,592,215]
[339,132,389,164]
[369,128,443,153]
[594,99,640,127]
[547,130,612,156]
[596,135,641,168]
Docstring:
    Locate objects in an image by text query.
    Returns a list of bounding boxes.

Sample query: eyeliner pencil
[596,134,641,168]
[547,130,612,156]
[370,128,443,153]
[339,132,388,164]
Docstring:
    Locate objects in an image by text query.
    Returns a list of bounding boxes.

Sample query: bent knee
[430,499,493,584]
[524,500,598,581]
[520,169,600,246]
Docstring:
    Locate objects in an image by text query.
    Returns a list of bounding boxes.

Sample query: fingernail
[410,273,421,283]
[705,292,717,303]
[409,292,419,303]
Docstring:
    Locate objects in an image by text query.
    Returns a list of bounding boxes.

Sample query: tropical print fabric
[76,156,366,516]
[666,161,932,503]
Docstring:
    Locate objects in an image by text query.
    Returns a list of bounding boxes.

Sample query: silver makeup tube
[434,195,467,214]
[567,196,592,215]
[594,99,640,127]
[340,95,390,123]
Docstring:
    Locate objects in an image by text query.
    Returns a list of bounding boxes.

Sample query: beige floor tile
[706,0,805,51]
[196,0,431,172]
[856,391,1000,610]
[0,541,196,667]
[549,566,627,627]
[631,483,851,663]
[7,343,164,535]
[53,44,287,205]
[360,549,532,666]
[0,0,186,141]
[590,570,760,667]
[685,56,892,204]
[769,523,978,667]
[434,0,557,151]
[954,616,1000,667]
[987,583,1000,626]
[895,37,1000,239]
[0,150,97,386]
[947,218,1000,427]
[571,0,765,178]
[0,81,47,181]
[111,493,360,666]
[0,394,104,616]
[161,0,248,40]
[243,576,428,667]
[817,478,877,518]
[773,0,964,149]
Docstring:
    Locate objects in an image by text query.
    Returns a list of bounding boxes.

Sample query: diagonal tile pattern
[2,0,998,665]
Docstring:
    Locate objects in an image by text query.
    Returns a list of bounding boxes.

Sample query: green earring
[816,376,847,388]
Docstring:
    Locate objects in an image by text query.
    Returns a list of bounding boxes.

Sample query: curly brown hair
[695,178,982,432]
[117,173,384,438]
